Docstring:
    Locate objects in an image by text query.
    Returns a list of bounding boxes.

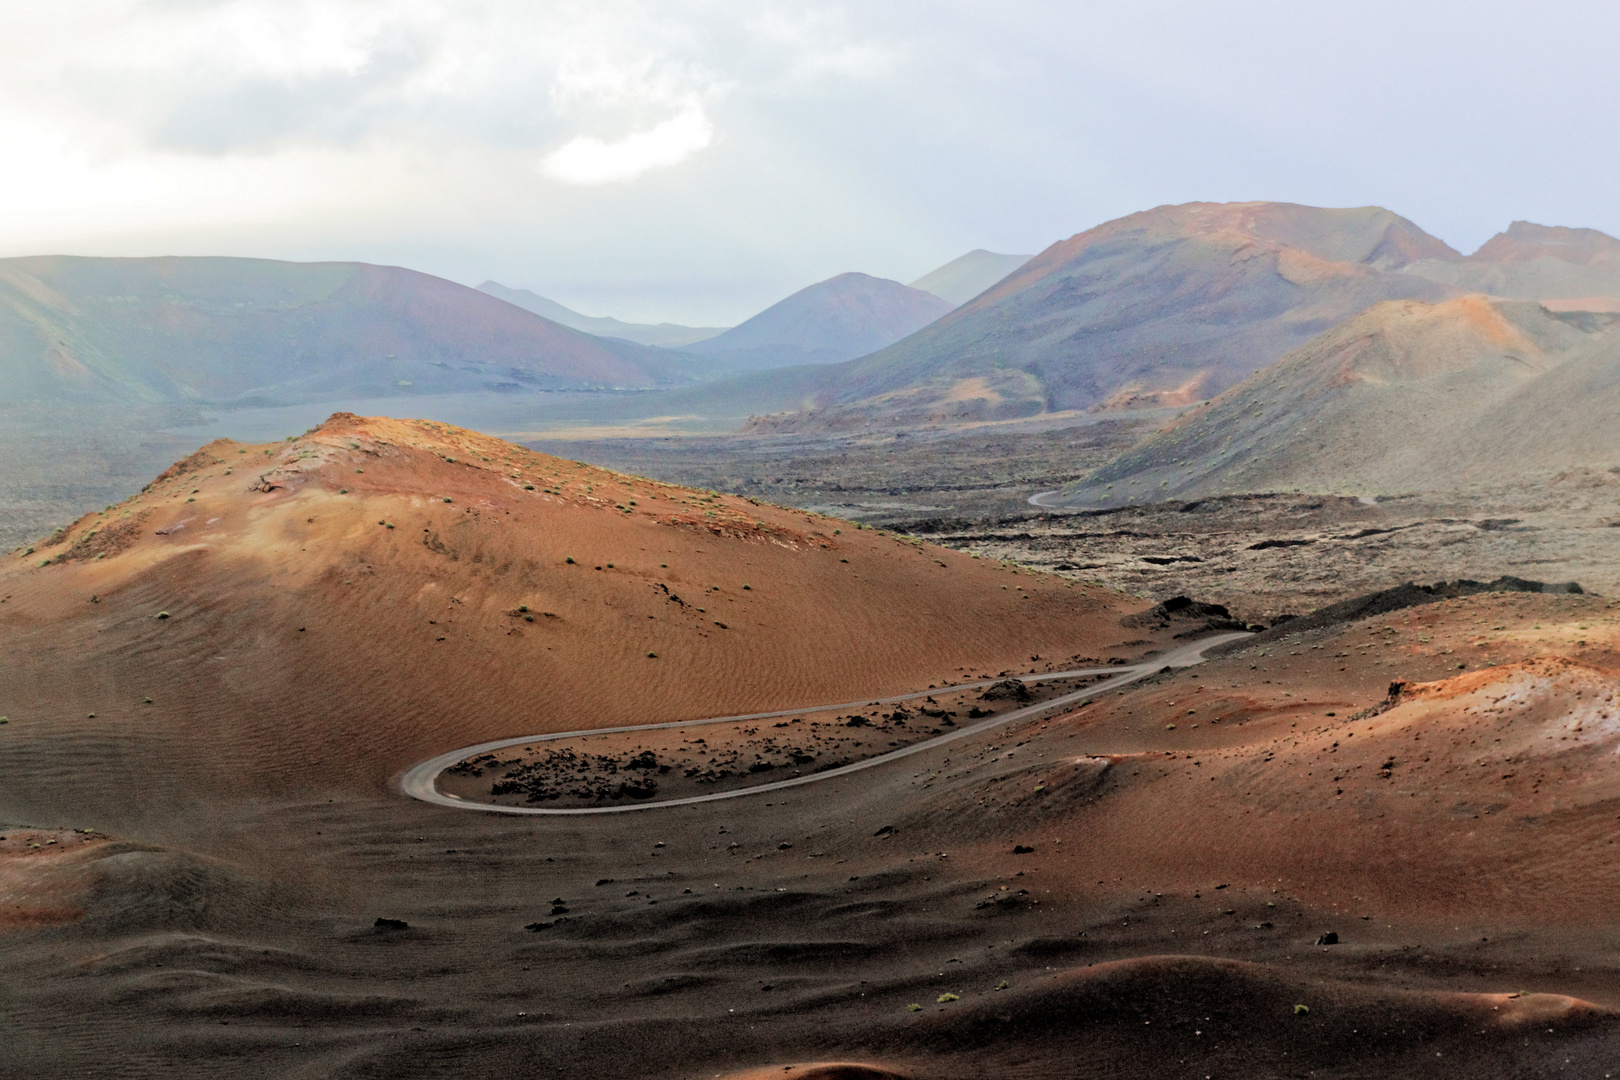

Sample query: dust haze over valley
[10,4,1620,1079]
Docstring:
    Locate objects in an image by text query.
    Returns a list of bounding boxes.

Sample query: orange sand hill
[0,413,1137,824]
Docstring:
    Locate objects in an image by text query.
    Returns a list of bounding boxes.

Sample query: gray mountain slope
[679,272,952,371]
[909,250,1033,306]
[0,256,700,407]
[1401,221,1620,308]
[475,281,727,347]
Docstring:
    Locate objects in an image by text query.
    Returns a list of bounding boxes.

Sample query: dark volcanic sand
[6,591,1620,1078]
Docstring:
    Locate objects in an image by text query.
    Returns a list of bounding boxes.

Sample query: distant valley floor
[525,424,1620,622]
[524,413,1157,523]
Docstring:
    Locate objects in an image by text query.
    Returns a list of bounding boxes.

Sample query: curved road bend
[401,632,1252,816]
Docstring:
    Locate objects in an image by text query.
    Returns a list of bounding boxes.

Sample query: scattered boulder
[980,679,1034,703]
[374,918,408,931]
[1316,931,1339,945]
[1121,595,1249,636]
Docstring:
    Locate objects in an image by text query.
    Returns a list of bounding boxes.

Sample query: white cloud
[541,103,713,184]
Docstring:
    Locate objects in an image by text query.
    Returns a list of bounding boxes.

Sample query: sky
[2,0,1619,325]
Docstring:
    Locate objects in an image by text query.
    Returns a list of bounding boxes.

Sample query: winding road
[400,632,1251,816]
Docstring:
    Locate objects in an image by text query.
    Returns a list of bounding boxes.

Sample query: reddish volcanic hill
[1056,294,1620,505]
[745,201,1459,430]
[0,256,698,407]
[0,412,1137,824]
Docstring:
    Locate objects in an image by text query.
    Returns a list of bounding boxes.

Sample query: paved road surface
[400,632,1251,816]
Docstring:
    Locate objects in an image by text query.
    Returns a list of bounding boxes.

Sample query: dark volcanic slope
[1054,295,1620,506]
[681,272,953,370]
[746,202,1459,429]
[0,256,699,406]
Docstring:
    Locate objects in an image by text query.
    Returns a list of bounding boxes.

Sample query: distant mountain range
[482,269,958,372]
[0,252,989,411]
[13,206,1620,481]
[0,256,703,406]
[475,281,728,348]
[676,272,953,370]
[479,247,1031,364]
[743,202,1620,432]
[1048,295,1620,505]
[909,249,1032,306]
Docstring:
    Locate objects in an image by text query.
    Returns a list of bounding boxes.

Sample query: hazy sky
[3,1,1618,324]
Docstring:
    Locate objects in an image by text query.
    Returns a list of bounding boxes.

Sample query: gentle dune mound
[714,1064,909,1080]
[0,413,1139,823]
[1370,657,1620,800]
[883,955,1614,1076]
[0,827,104,929]
[1466,990,1604,1030]
[0,828,267,935]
